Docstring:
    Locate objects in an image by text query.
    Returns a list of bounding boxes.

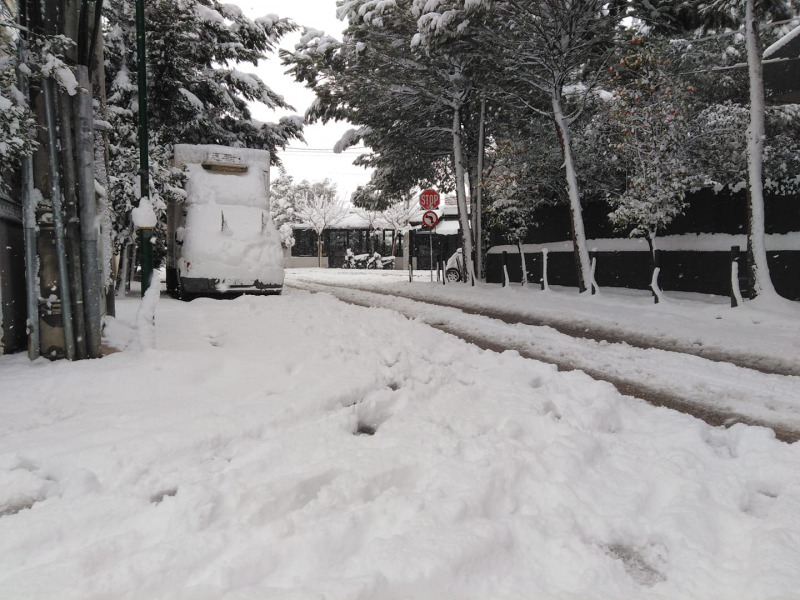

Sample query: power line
[279,147,368,154]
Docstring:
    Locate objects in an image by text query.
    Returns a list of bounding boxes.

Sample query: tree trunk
[452,104,476,284]
[744,0,776,299]
[552,91,591,293]
[92,27,115,317]
[317,232,323,267]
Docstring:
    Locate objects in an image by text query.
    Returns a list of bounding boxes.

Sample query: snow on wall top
[764,24,800,59]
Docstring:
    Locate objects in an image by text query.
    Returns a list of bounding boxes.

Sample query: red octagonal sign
[419,189,441,210]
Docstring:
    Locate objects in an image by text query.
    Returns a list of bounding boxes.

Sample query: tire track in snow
[294,279,800,378]
[287,280,800,444]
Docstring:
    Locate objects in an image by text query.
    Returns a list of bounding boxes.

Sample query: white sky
[238,0,373,202]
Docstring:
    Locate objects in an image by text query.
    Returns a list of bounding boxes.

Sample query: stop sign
[419,189,440,210]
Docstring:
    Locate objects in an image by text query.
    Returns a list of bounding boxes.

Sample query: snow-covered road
[288,270,800,439]
[1,276,799,599]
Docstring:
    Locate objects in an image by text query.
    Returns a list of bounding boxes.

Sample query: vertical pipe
[42,78,76,361]
[429,234,433,282]
[57,89,88,359]
[731,245,741,308]
[16,60,40,360]
[75,65,103,358]
[139,228,153,295]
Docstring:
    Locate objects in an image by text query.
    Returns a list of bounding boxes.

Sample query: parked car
[445,248,463,282]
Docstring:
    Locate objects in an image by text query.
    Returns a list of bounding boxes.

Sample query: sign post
[421,210,439,282]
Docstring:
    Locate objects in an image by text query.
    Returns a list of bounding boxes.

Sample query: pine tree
[103,0,305,270]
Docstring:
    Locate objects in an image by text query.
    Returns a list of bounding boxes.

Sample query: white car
[445,248,463,282]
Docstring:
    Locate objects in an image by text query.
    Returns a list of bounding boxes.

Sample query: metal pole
[429,234,433,282]
[139,227,153,294]
[475,97,486,280]
[57,88,88,360]
[731,245,740,308]
[135,0,152,296]
[16,49,40,360]
[75,65,103,357]
[42,78,76,361]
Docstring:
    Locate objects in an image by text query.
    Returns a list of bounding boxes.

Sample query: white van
[167,144,284,299]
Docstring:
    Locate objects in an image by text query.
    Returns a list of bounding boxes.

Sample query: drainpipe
[74,65,103,358]
[57,89,88,359]
[42,78,76,361]
[17,61,40,360]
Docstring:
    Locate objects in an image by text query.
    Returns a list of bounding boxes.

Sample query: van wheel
[446,268,461,282]
[176,277,195,302]
[166,267,180,299]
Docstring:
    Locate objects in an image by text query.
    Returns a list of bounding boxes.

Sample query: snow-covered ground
[1,271,799,599]
[287,268,800,435]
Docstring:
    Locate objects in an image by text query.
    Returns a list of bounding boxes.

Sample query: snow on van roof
[174,144,272,168]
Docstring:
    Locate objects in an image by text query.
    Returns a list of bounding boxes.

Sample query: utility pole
[135,0,152,296]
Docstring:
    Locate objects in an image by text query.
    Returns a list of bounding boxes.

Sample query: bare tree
[296,193,349,267]
[382,198,422,259]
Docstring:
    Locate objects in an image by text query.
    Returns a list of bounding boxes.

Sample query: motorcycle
[342,249,369,269]
[366,252,395,270]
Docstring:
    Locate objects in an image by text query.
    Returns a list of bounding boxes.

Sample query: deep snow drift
[1,279,799,599]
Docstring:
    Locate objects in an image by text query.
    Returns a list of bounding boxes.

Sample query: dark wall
[0,219,28,353]
[486,249,800,301]
[486,189,799,300]
[491,189,799,246]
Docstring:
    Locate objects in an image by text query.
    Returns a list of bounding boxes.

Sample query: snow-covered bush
[0,55,35,197]
[0,34,77,197]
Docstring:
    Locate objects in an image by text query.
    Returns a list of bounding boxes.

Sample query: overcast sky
[239,0,372,201]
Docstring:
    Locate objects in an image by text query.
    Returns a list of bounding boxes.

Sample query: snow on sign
[422,210,439,229]
[419,189,441,210]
